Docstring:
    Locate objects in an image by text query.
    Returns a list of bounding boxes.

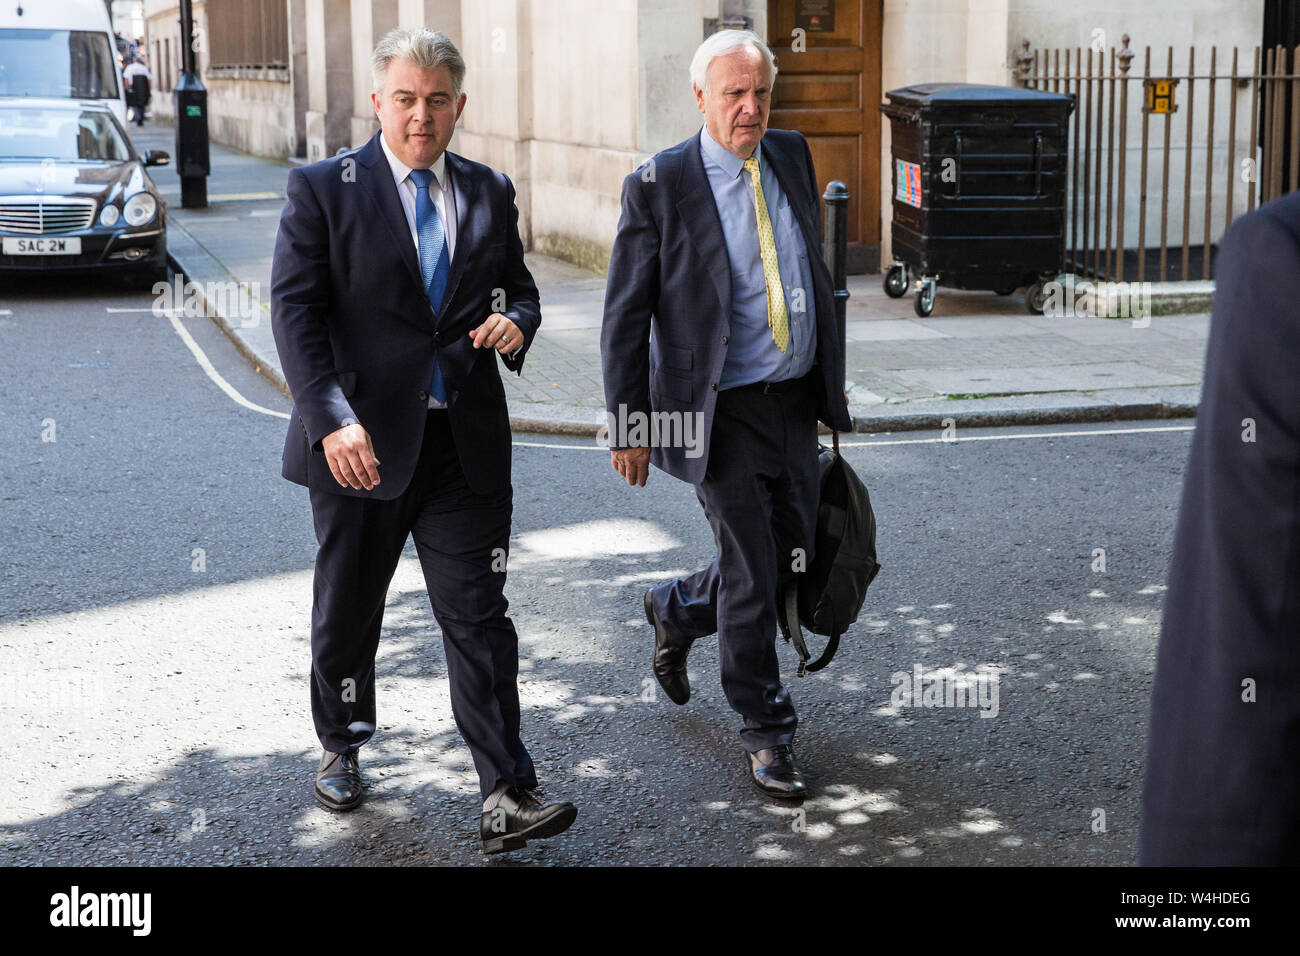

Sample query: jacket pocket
[653,371,692,404]
[661,345,693,372]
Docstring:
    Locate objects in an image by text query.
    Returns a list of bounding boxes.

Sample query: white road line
[161,309,290,419]
[512,423,1194,451]
[0,309,12,315]
[128,296,1198,443]
[513,440,605,450]
[836,424,1195,446]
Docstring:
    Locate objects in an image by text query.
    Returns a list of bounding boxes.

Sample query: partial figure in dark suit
[271,28,575,854]
[1139,190,1300,865]
[600,30,852,799]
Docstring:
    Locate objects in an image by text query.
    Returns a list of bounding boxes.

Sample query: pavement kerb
[166,218,1201,437]
[165,217,291,400]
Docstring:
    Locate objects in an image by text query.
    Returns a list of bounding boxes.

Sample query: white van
[0,0,127,125]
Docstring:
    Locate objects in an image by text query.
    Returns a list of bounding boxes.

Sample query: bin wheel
[994,286,1017,296]
[883,264,908,298]
[1025,281,1048,315]
[914,278,936,317]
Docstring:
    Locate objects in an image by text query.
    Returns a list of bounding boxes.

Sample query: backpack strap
[780,428,846,676]
[781,581,842,677]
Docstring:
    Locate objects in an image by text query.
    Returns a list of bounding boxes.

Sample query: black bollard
[821,180,850,410]
[173,0,209,208]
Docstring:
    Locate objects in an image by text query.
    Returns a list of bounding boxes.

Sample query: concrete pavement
[132,120,1210,434]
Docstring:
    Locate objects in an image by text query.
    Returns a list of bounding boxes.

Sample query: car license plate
[2,237,82,255]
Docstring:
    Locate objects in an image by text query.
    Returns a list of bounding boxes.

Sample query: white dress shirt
[379,130,458,262]
[378,132,458,409]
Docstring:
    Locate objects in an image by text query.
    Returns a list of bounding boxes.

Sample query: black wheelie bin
[879,83,1074,317]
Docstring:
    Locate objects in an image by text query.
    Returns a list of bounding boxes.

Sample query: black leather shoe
[747,744,807,800]
[646,590,690,705]
[314,749,363,812]
[480,786,578,855]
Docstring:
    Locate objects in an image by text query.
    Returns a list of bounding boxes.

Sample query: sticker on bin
[896,159,922,208]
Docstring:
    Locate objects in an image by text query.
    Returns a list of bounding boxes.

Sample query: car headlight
[123,193,157,227]
[99,204,120,226]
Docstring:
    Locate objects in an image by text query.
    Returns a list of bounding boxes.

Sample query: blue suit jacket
[1140,190,1300,864]
[270,132,540,498]
[600,128,853,485]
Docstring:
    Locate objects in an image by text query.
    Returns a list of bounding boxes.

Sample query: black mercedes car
[0,97,168,286]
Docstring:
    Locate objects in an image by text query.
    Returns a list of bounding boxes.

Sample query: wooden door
[767,0,881,272]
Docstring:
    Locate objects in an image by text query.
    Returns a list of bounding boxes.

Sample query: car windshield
[0,29,121,100]
[0,107,131,162]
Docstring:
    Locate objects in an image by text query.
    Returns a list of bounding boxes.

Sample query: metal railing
[1018,36,1300,282]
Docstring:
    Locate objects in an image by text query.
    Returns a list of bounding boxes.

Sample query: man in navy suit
[271,27,575,854]
[600,30,852,799]
[1139,190,1300,865]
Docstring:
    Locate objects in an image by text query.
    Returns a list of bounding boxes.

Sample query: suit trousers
[648,375,821,751]
[306,411,536,799]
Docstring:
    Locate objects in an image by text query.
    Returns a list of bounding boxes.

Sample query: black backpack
[779,440,880,675]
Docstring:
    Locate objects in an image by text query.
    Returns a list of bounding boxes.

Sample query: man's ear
[693,84,705,115]
[370,90,382,117]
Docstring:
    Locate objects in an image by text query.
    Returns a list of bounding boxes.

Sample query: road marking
[0,309,11,315]
[511,423,1194,451]
[160,308,289,419]
[208,192,281,202]
[836,424,1196,446]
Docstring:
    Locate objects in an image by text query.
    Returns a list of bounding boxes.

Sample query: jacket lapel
[676,130,733,323]
[355,132,425,294]
[438,150,487,320]
[762,133,822,266]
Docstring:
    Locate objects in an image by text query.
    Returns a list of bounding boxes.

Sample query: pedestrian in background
[1140,189,1300,865]
[601,30,852,800]
[122,57,151,127]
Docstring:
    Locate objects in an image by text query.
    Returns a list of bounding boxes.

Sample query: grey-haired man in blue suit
[601,30,852,800]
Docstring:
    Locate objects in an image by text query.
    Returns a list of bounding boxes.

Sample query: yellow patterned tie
[743,155,789,353]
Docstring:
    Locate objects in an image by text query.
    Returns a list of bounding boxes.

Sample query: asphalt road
[0,276,1191,865]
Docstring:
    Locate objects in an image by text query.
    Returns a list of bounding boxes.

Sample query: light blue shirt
[699,126,816,390]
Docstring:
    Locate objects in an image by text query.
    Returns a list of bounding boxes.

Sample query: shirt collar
[379,130,448,189]
[699,125,759,180]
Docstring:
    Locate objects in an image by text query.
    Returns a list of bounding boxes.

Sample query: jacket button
[711,383,718,391]
[722,336,729,344]
[417,389,429,401]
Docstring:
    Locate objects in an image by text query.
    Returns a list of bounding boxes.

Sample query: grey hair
[689,29,777,94]
[371,27,466,95]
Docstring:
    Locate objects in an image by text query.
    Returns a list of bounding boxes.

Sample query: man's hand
[322,423,381,491]
[469,313,524,354]
[611,447,650,487]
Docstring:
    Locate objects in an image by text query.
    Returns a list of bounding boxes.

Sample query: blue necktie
[410,168,450,404]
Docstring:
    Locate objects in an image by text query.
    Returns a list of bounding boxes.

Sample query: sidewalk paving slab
[131,120,1212,436]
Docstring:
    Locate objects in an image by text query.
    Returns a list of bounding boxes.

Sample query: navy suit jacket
[270,132,540,499]
[1139,190,1300,865]
[600,128,853,485]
